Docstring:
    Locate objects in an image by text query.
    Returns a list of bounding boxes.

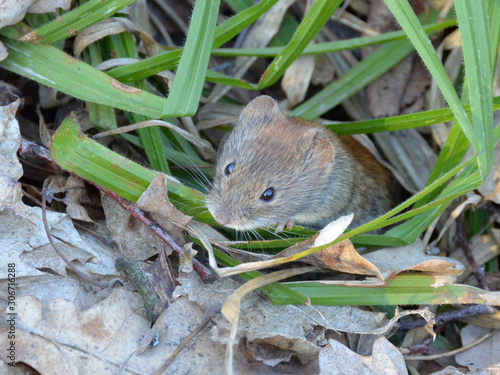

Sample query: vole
[206,95,393,232]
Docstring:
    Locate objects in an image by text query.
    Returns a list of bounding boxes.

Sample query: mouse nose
[212,208,231,226]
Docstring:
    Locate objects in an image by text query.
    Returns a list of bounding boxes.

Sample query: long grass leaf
[384,0,480,175]
[291,39,413,119]
[257,0,343,88]
[0,37,167,118]
[21,0,137,44]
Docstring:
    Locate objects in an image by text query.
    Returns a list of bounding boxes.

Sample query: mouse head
[206,96,337,230]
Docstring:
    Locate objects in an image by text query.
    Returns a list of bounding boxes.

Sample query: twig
[456,220,490,290]
[154,302,222,374]
[404,331,495,361]
[97,184,216,283]
[19,137,216,283]
[41,178,122,289]
[398,305,497,331]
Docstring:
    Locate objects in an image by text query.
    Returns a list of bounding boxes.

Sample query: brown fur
[206,96,393,231]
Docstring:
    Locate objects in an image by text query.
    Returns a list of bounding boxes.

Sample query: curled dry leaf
[275,214,383,280]
[74,17,158,58]
[364,239,465,281]
[61,175,94,223]
[179,243,197,273]
[319,337,408,375]
[136,173,192,227]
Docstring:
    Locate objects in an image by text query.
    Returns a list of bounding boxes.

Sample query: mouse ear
[299,127,336,164]
[237,95,282,130]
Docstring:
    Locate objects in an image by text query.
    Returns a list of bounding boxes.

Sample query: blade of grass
[212,19,456,57]
[383,0,482,179]
[291,39,414,119]
[161,0,221,117]
[107,0,280,83]
[256,0,343,88]
[455,0,494,178]
[21,0,137,44]
[271,274,500,305]
[326,96,500,135]
[0,37,167,118]
[51,119,202,202]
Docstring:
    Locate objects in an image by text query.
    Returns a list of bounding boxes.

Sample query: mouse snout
[213,210,230,226]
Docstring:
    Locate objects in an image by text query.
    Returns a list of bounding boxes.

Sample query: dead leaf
[0,0,37,29]
[282,55,316,107]
[176,271,392,371]
[364,239,465,280]
[136,173,192,227]
[0,290,154,374]
[319,337,408,375]
[62,175,94,223]
[455,325,500,371]
[28,0,72,13]
[275,215,383,279]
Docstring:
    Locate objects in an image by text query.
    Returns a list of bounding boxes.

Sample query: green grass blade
[291,39,413,119]
[21,0,136,44]
[257,0,343,88]
[270,274,499,305]
[0,37,167,118]
[212,19,456,57]
[489,0,500,69]
[107,0,279,83]
[51,119,202,203]
[383,0,480,177]
[161,0,221,117]
[327,96,500,135]
[455,0,494,179]
[51,119,157,202]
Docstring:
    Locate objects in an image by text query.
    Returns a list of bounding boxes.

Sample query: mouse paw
[275,220,293,233]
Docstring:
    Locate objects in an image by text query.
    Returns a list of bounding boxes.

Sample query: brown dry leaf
[175,271,394,372]
[101,193,160,260]
[0,290,160,374]
[0,100,117,279]
[136,173,192,227]
[319,337,408,375]
[364,239,465,281]
[275,215,382,279]
[363,0,429,117]
[282,55,316,108]
[455,326,500,371]
[62,175,94,223]
[102,173,191,261]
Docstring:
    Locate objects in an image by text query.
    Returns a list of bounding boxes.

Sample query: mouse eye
[260,187,275,202]
[224,163,235,176]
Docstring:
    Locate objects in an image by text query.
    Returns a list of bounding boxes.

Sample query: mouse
[206,95,393,232]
